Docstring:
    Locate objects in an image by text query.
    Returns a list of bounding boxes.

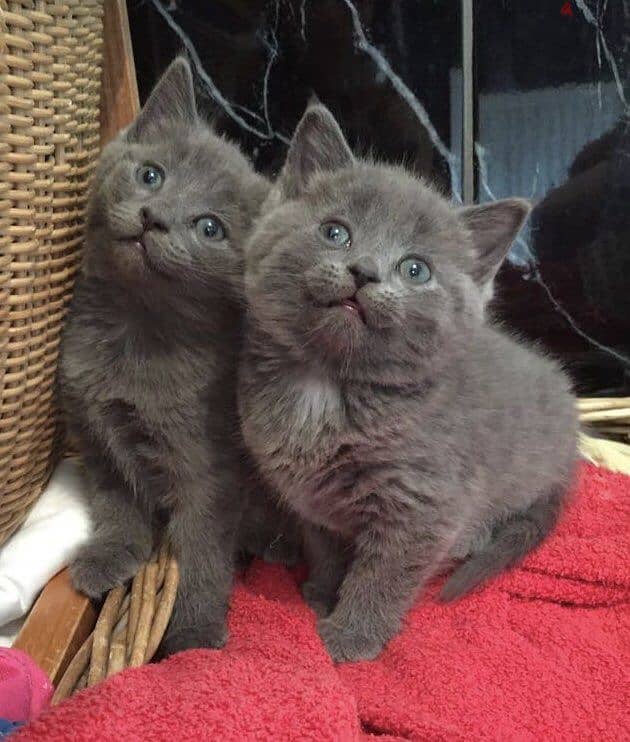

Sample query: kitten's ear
[459,198,531,286]
[280,103,354,198]
[127,57,197,142]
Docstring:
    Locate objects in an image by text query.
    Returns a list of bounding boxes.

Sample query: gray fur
[59,58,270,656]
[238,103,578,662]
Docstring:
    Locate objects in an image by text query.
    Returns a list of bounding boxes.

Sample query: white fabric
[0,459,92,644]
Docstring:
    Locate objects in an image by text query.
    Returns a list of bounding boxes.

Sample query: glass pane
[128,1,463,195]
[474,0,630,394]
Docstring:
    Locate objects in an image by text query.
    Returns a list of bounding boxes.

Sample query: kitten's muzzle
[115,230,163,276]
[115,205,168,254]
[140,207,169,233]
[348,257,380,289]
[319,257,379,324]
[327,293,366,323]
[117,207,169,264]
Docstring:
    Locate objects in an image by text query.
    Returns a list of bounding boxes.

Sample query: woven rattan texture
[1,0,104,545]
[53,547,179,704]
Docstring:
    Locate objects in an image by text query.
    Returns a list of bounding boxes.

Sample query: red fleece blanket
[18,464,629,741]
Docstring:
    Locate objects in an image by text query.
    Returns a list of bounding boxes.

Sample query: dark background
[128,0,630,395]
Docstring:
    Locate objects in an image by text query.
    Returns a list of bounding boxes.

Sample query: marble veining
[132,0,629,393]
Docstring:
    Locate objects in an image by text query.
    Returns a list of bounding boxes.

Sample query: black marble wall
[128,0,630,395]
[474,1,630,394]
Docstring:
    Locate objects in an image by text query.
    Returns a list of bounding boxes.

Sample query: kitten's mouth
[328,294,366,324]
[118,234,147,254]
[117,234,169,278]
[118,235,153,268]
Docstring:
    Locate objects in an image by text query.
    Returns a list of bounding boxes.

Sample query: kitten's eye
[136,164,164,191]
[398,257,431,284]
[320,222,351,248]
[196,216,226,242]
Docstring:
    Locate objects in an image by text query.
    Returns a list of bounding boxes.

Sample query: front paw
[157,622,227,659]
[70,543,143,599]
[317,617,386,662]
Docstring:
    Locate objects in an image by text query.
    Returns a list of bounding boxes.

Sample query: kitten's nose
[348,257,380,289]
[140,207,168,233]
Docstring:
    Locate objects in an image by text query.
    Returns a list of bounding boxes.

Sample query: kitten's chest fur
[241,359,398,534]
[63,314,215,424]
[60,284,240,497]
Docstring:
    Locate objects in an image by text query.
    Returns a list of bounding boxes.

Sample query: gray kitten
[238,103,578,662]
[59,58,269,656]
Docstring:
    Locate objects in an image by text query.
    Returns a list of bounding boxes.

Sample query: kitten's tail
[439,486,564,602]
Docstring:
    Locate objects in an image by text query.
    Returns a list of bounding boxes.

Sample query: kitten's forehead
[300,164,467,267]
[309,164,461,238]
[134,124,251,190]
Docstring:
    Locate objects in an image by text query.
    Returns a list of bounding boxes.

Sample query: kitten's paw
[317,617,385,663]
[157,622,227,659]
[301,580,337,617]
[70,543,143,599]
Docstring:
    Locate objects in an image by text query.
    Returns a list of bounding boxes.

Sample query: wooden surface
[14,0,139,686]
[100,0,140,146]
[13,570,98,686]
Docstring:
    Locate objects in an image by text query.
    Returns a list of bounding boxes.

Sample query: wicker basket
[0,0,104,546]
[53,545,179,704]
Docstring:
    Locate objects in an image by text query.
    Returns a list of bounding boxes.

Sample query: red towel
[17,464,629,741]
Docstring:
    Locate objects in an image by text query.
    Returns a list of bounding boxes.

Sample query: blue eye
[320,221,351,248]
[136,163,164,190]
[398,257,431,284]
[196,216,225,242]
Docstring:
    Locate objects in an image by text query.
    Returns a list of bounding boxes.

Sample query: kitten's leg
[238,487,302,568]
[301,525,348,617]
[440,485,565,601]
[159,477,240,656]
[261,500,302,568]
[318,525,441,662]
[71,459,154,599]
